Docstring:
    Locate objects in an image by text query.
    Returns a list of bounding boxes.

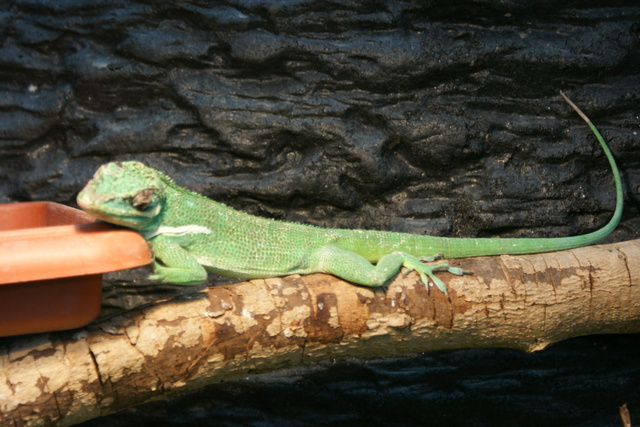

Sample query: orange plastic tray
[0,202,151,337]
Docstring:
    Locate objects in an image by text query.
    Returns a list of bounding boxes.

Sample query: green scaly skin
[77,93,623,295]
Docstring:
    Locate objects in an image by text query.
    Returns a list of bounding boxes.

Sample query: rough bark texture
[1,0,639,425]
[1,2,638,237]
[1,240,639,426]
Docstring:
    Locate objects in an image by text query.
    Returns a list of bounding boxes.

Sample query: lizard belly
[193,243,314,279]
[174,216,332,279]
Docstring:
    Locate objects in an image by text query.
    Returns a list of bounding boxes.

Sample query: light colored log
[1,240,639,426]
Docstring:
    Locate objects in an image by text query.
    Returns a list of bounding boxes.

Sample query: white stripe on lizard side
[144,225,212,239]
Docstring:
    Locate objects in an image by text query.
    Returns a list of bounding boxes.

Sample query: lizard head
[77,161,167,231]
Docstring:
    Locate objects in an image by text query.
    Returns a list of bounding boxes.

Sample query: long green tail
[434,91,623,258]
[328,92,621,262]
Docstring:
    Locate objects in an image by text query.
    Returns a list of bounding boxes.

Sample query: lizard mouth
[77,194,149,229]
[76,194,92,212]
[81,208,152,230]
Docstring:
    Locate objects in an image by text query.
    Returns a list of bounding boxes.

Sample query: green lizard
[77,92,622,295]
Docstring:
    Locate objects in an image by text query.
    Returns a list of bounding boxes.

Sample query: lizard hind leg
[313,245,405,287]
[313,246,464,295]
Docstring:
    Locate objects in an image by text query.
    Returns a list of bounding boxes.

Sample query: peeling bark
[1,239,639,426]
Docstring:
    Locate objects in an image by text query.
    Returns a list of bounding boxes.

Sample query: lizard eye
[130,189,156,211]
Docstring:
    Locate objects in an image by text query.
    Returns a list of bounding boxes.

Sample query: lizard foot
[149,263,208,286]
[403,256,468,296]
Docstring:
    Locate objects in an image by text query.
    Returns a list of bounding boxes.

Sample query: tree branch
[1,240,639,426]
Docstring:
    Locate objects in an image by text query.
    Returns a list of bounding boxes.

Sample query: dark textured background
[1,0,639,425]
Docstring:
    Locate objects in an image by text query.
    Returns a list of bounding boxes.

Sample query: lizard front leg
[313,245,465,295]
[148,235,208,285]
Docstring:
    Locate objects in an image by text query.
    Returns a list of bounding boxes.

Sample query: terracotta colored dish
[0,202,151,337]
